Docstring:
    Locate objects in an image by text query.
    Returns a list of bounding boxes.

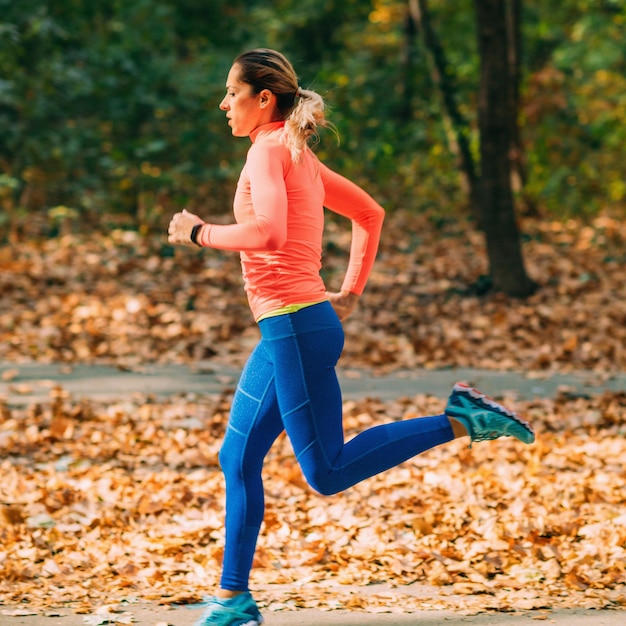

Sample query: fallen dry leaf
[1,609,39,616]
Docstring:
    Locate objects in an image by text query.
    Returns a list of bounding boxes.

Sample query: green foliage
[0,0,249,225]
[522,0,626,215]
[1,0,624,231]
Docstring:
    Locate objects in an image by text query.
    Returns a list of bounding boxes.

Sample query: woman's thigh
[259,303,346,466]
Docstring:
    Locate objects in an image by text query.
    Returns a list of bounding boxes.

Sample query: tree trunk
[474,0,535,296]
[409,0,481,219]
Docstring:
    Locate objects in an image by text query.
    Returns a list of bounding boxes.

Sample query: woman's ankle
[215,589,245,600]
[449,416,469,439]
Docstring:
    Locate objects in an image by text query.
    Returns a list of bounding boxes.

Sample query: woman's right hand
[168,209,205,245]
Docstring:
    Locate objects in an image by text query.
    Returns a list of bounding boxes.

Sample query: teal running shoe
[446,382,535,446]
[194,592,263,626]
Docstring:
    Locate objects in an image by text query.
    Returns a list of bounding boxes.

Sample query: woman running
[167,48,535,626]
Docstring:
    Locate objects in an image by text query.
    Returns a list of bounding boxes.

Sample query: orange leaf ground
[1,212,625,614]
[1,389,625,613]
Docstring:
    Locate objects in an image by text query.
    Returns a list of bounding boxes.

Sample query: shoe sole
[194,611,262,626]
[193,617,263,626]
[452,382,535,443]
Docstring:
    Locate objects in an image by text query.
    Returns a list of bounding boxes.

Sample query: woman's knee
[300,463,341,496]
[219,435,264,483]
[219,435,245,478]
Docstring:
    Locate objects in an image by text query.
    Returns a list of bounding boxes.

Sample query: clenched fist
[168,209,205,245]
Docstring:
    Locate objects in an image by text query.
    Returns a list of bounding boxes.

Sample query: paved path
[1,362,624,406]
[1,362,625,625]
[2,603,625,626]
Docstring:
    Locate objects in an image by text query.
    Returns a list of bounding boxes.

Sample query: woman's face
[219,64,273,137]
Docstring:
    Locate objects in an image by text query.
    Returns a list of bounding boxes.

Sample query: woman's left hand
[326,290,359,321]
[168,209,205,245]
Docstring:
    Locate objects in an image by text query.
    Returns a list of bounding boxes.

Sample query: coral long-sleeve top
[196,121,385,321]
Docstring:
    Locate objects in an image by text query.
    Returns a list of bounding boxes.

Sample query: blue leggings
[218,301,453,590]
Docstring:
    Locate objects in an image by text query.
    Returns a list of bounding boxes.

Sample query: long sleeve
[196,141,288,251]
[320,163,385,295]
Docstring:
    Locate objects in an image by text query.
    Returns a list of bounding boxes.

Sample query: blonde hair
[233,48,335,162]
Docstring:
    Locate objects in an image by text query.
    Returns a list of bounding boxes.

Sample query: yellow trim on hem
[256,300,328,322]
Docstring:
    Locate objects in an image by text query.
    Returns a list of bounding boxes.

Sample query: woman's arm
[320,162,385,297]
[168,144,288,251]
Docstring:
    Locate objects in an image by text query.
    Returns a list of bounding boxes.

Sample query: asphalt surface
[1,361,625,625]
[1,362,625,406]
[2,603,625,626]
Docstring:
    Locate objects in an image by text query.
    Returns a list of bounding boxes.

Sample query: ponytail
[283,87,334,162]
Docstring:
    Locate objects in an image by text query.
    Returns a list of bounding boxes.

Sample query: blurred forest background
[1,0,625,233]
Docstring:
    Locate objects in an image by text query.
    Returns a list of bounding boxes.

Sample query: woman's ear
[258,88,274,109]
